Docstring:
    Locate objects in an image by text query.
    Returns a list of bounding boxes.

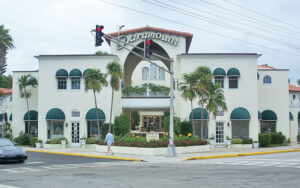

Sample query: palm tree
[206,83,227,138]
[0,25,14,75]
[18,74,38,134]
[179,72,197,135]
[85,69,108,140]
[106,61,123,133]
[194,66,213,139]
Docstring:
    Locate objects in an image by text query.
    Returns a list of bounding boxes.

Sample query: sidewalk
[23,144,300,163]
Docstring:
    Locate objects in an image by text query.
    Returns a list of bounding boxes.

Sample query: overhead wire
[98,0,300,58]
[145,0,300,50]
[222,0,300,31]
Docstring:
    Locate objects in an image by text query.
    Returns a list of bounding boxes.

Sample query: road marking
[0,184,21,188]
[41,166,63,170]
[51,165,78,169]
[25,162,44,164]
[18,167,40,172]
[67,163,96,168]
[1,169,25,174]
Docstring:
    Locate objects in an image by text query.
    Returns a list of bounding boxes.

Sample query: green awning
[261,110,277,121]
[69,69,82,77]
[9,114,12,121]
[227,68,240,77]
[24,110,38,121]
[46,108,65,120]
[213,68,226,76]
[83,69,91,77]
[85,108,106,120]
[56,69,68,77]
[289,112,294,121]
[230,107,250,120]
[258,111,262,120]
[189,108,209,120]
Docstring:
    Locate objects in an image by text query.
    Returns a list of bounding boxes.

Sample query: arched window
[150,64,157,80]
[263,76,272,84]
[142,67,149,80]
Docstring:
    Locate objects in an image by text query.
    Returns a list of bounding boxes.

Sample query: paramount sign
[117,32,179,49]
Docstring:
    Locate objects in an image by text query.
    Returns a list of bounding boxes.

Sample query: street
[0,151,300,188]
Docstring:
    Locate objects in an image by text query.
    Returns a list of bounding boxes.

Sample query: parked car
[0,138,27,163]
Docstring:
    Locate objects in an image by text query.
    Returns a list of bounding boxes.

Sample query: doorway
[216,122,225,144]
[71,122,80,146]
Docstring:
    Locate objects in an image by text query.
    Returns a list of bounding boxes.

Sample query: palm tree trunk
[109,89,114,133]
[25,88,31,136]
[190,99,194,136]
[93,90,101,141]
[201,98,204,139]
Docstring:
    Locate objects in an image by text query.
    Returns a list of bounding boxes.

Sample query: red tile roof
[106,26,193,53]
[0,88,12,94]
[257,65,276,69]
[289,84,300,92]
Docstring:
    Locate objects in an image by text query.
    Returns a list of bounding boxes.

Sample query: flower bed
[97,136,208,148]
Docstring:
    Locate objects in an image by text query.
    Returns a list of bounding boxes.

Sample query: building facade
[10,26,295,146]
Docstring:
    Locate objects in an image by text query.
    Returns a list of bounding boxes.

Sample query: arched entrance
[121,41,172,133]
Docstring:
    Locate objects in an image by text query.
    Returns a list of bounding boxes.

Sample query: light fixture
[227,122,230,127]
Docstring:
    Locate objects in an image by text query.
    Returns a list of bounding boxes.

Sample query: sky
[0,0,299,84]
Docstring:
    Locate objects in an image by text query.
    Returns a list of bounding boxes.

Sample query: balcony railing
[122,83,170,98]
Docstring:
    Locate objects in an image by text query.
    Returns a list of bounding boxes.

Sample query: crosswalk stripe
[18,167,40,172]
[25,162,44,164]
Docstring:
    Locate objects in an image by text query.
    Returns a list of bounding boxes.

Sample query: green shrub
[287,138,291,144]
[14,131,30,145]
[271,132,285,144]
[101,123,114,137]
[48,138,68,144]
[114,115,130,136]
[4,133,13,141]
[180,120,193,136]
[242,138,253,144]
[86,138,96,144]
[231,138,242,144]
[297,135,300,142]
[163,116,181,135]
[259,133,271,147]
[131,111,140,130]
[30,137,38,147]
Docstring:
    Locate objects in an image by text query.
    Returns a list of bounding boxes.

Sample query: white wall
[258,70,289,138]
[12,71,39,138]
[37,55,118,142]
[177,54,260,141]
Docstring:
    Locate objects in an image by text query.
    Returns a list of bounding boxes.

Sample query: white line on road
[18,167,40,172]
[25,162,45,164]
[0,184,21,188]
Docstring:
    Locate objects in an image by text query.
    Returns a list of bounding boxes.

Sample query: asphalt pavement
[0,151,300,188]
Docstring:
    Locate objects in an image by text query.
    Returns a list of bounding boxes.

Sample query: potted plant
[60,137,67,149]
[80,137,87,148]
[226,136,232,148]
[35,140,43,149]
[209,134,215,148]
[253,141,259,149]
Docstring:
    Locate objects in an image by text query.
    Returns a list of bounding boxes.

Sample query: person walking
[105,132,114,155]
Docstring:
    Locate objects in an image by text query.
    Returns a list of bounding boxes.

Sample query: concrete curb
[26,149,144,162]
[184,149,300,161]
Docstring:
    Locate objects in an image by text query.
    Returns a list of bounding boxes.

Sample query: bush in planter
[131,111,140,130]
[163,116,181,135]
[180,121,193,136]
[4,133,13,141]
[30,137,38,147]
[242,138,253,144]
[231,138,242,144]
[114,115,130,136]
[271,132,285,144]
[14,131,30,145]
[86,138,96,144]
[49,138,68,144]
[297,135,300,143]
[259,133,271,147]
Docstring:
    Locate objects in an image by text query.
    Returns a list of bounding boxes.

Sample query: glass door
[216,122,225,144]
[71,122,80,145]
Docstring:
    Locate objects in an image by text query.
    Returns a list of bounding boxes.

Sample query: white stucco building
[0,88,12,137]
[10,26,297,146]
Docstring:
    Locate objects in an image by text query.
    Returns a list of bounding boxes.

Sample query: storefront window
[25,121,38,137]
[261,121,276,133]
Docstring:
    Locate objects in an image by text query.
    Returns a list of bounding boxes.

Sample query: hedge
[259,133,271,147]
[114,115,130,136]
